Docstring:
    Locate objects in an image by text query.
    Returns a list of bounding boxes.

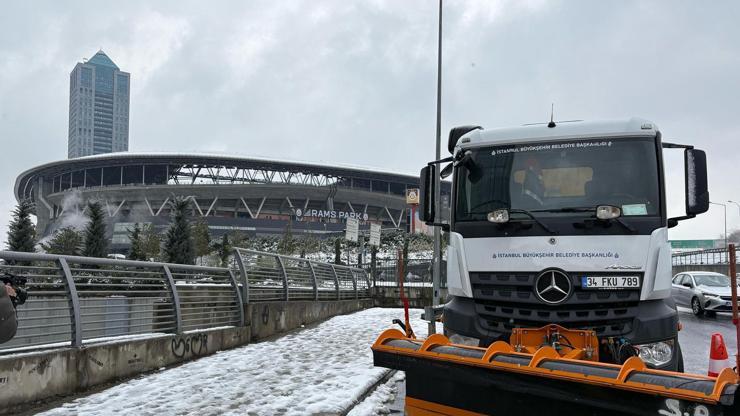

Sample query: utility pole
[710,201,727,248]
[431,0,444,333]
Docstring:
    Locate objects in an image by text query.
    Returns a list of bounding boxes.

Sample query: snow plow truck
[372,118,740,415]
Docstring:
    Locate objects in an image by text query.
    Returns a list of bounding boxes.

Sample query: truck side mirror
[685,149,709,215]
[419,165,436,223]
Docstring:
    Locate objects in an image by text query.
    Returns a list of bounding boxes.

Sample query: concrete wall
[672,264,733,275]
[247,299,373,341]
[0,299,371,414]
[373,286,448,308]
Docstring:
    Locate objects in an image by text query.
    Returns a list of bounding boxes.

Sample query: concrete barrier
[0,299,371,414]
[672,264,731,275]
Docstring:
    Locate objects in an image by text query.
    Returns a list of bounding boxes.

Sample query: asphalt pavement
[677,307,739,375]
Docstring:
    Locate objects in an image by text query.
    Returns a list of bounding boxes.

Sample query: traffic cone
[708,333,731,377]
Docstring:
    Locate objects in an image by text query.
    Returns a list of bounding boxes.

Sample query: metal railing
[362,257,447,288]
[672,247,738,266]
[232,248,371,302]
[1,249,370,354]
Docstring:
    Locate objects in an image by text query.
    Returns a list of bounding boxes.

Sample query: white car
[671,271,737,316]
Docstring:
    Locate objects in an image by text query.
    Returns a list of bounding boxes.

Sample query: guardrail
[671,247,737,266]
[1,249,370,354]
[232,248,371,302]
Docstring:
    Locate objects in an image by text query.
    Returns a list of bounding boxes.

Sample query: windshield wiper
[507,209,556,234]
[531,206,636,233]
[530,206,594,213]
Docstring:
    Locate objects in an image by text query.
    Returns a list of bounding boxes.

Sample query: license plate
[581,276,640,289]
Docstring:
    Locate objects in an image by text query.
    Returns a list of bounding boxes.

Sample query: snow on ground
[38,308,427,416]
[347,372,405,416]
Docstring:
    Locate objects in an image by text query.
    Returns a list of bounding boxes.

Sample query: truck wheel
[691,297,704,316]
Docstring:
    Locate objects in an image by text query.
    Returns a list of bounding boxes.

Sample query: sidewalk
[38,308,426,416]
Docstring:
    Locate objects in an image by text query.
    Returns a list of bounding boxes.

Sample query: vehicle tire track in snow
[339,370,396,416]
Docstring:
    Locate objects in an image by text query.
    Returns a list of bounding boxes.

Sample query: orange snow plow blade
[372,328,740,416]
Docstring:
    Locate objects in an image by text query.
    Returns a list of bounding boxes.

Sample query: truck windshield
[455,137,660,222]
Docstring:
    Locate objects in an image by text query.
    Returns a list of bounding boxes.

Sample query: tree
[192,219,211,265]
[127,223,147,261]
[211,233,232,267]
[41,227,82,256]
[334,238,343,265]
[230,231,249,250]
[277,222,296,255]
[82,201,108,258]
[140,223,161,261]
[6,199,36,252]
[727,229,740,245]
[163,197,195,265]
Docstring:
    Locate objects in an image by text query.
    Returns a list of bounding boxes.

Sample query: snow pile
[38,308,427,416]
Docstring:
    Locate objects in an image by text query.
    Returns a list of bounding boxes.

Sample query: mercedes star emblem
[534,270,572,305]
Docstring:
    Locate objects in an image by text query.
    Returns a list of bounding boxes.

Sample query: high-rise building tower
[68,50,130,158]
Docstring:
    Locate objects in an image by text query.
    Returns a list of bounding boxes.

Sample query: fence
[672,247,738,266]
[0,249,370,354]
[232,248,371,302]
[362,256,447,288]
[671,247,740,274]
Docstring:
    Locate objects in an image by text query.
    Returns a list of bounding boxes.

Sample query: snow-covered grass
[38,308,427,416]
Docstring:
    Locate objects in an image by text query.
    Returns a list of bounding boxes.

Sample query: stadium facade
[15,153,449,252]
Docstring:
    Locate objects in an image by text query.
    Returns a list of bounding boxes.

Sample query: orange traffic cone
[708,333,731,377]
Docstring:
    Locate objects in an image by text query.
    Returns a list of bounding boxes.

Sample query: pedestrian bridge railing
[0,249,370,354]
[232,248,371,303]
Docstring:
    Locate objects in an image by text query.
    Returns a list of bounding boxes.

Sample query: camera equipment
[1,272,27,308]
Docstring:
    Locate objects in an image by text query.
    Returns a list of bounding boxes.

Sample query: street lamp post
[728,200,740,216]
[431,0,444,324]
[710,201,727,248]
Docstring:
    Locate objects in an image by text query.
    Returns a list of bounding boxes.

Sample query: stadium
[14,153,450,251]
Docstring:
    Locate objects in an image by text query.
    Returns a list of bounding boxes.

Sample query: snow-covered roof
[458,117,659,149]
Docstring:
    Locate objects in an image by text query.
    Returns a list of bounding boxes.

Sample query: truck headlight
[634,340,674,367]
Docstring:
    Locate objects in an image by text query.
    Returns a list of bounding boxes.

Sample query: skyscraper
[68,50,130,158]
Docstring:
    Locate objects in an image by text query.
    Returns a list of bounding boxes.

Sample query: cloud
[1,0,740,243]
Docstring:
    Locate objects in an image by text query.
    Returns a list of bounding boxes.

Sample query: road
[677,307,738,374]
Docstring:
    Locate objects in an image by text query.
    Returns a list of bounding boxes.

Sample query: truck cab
[419,118,709,371]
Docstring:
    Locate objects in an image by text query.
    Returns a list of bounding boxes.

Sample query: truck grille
[470,272,642,338]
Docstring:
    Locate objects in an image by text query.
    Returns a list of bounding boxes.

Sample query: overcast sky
[1,0,739,244]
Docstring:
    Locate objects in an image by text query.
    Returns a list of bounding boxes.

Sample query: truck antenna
[548,103,556,128]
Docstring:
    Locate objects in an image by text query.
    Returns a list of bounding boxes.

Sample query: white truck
[419,118,709,371]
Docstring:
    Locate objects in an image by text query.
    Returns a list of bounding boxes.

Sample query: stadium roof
[15,152,424,200]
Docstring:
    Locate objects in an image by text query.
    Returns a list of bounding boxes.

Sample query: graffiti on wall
[171,333,208,359]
